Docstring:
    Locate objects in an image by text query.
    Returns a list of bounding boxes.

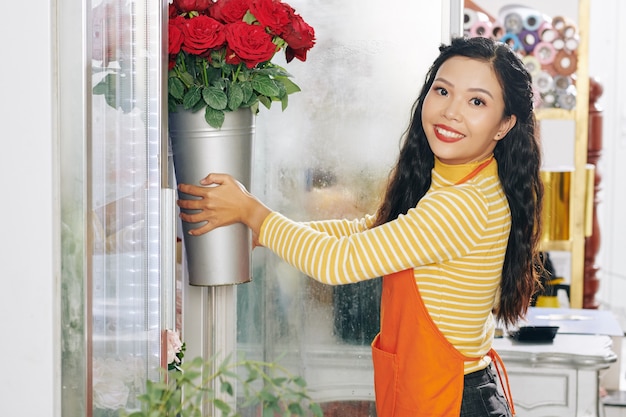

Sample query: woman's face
[421,56,516,165]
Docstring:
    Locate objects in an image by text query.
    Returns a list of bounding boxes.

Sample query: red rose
[249,0,290,36]
[210,0,251,24]
[168,16,186,56]
[224,21,277,68]
[280,8,315,62]
[181,15,226,55]
[168,4,179,18]
[173,0,212,13]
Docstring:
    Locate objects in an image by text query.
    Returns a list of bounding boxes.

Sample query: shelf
[535,108,576,121]
[540,240,573,252]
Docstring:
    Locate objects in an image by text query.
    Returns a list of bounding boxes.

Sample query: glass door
[59,0,170,416]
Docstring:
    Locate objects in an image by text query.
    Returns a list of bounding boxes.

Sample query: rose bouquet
[168,0,316,128]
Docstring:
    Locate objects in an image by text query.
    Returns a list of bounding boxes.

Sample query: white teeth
[436,127,464,139]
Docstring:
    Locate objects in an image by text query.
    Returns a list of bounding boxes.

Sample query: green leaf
[241,82,254,102]
[183,85,202,109]
[279,77,301,95]
[281,94,289,111]
[310,402,324,417]
[252,75,280,97]
[205,106,225,129]
[179,71,195,86]
[214,398,232,413]
[221,380,234,396]
[227,83,244,110]
[202,86,228,110]
[292,376,307,387]
[288,403,304,415]
[169,76,185,100]
[258,95,272,110]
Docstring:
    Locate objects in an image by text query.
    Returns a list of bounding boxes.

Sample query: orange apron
[371,157,514,417]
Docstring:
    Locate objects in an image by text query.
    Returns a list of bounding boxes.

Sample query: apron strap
[488,348,516,416]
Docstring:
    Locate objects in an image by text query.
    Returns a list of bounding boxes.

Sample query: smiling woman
[421,56,517,165]
[177,36,543,417]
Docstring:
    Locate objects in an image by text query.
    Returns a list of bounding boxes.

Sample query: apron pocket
[371,333,399,417]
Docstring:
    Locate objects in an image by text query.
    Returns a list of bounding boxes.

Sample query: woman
[177,37,543,417]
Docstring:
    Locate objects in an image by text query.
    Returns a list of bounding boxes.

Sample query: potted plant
[122,330,323,417]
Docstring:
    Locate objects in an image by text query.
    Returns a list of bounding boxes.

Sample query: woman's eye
[435,87,448,96]
[471,97,485,106]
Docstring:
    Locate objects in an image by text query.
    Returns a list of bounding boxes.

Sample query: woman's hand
[177,173,271,238]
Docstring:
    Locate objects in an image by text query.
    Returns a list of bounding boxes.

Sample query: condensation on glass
[239,1,447,415]
[60,0,166,416]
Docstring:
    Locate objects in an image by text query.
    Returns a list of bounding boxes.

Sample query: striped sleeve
[258,185,489,285]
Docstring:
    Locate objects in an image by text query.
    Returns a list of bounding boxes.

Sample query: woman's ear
[495,115,517,140]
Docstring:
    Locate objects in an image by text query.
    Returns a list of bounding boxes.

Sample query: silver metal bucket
[169,108,254,286]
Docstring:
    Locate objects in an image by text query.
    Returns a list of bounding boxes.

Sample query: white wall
[588,0,626,330]
[0,0,57,415]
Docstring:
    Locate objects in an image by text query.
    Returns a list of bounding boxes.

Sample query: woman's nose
[443,99,462,121]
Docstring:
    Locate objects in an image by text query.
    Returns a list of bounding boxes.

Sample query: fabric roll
[464,8,478,30]
[541,91,557,107]
[564,36,579,52]
[533,41,557,65]
[470,20,493,38]
[522,55,541,76]
[520,30,540,53]
[553,50,577,76]
[553,75,572,91]
[503,12,524,34]
[552,38,565,51]
[533,71,555,94]
[500,33,523,51]
[523,13,543,31]
[557,85,577,110]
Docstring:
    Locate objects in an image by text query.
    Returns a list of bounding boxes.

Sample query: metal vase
[169,108,254,286]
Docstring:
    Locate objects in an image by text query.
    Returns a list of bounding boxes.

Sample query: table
[494,309,617,417]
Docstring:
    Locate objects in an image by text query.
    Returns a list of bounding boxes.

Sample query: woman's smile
[434,124,465,143]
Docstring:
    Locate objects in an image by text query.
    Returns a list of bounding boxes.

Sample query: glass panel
[60,0,164,416]
[238,1,446,415]
[90,0,163,413]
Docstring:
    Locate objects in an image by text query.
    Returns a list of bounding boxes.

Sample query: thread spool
[533,41,557,65]
[504,12,524,34]
[553,50,577,76]
[540,169,572,242]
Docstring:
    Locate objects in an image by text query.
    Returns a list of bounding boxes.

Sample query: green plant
[122,353,323,417]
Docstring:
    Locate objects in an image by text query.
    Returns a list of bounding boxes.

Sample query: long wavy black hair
[373,37,543,326]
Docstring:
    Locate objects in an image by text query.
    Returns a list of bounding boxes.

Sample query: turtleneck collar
[433,155,497,185]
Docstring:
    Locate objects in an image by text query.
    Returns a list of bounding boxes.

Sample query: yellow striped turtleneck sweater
[258,156,511,374]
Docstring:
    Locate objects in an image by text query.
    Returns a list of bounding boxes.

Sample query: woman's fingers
[176,173,247,235]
